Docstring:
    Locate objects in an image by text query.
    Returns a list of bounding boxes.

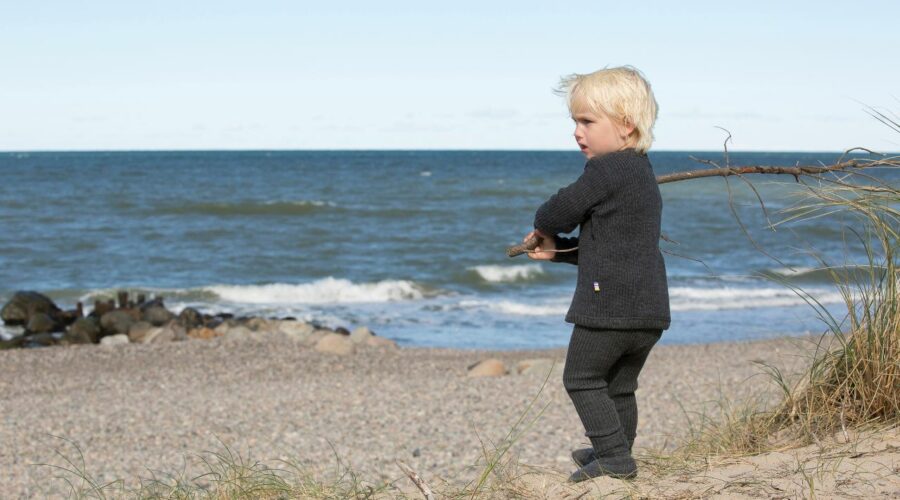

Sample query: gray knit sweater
[533,147,671,330]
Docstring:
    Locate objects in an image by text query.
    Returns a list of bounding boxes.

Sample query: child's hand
[524,229,556,260]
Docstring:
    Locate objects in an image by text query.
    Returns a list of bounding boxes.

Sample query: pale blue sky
[2,1,897,151]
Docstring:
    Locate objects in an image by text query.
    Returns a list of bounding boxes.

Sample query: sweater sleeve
[550,234,579,265]
[533,156,612,236]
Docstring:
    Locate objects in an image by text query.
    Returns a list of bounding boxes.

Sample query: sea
[0,149,894,349]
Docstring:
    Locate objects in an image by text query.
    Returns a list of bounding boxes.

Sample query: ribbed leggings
[562,324,662,457]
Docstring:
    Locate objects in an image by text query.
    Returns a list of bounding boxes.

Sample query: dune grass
[665,144,900,462]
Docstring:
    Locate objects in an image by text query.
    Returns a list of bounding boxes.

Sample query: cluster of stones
[0,290,397,354]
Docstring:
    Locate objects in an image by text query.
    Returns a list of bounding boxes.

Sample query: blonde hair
[553,65,658,154]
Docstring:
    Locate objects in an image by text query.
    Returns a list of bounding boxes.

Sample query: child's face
[571,108,635,159]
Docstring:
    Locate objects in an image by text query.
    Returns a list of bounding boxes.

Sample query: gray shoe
[571,447,596,467]
[570,439,634,466]
[568,455,638,482]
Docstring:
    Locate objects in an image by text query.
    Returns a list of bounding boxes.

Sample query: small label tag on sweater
[593,281,600,293]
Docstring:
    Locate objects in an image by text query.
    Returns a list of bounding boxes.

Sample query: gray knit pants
[562,324,662,457]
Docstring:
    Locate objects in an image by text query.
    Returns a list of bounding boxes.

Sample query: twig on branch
[654,158,886,184]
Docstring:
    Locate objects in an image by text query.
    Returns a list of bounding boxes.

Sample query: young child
[523,65,671,482]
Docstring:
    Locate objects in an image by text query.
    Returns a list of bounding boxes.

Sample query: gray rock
[177,307,204,329]
[1,291,62,326]
[100,334,130,346]
[25,313,57,334]
[243,317,271,331]
[143,327,174,343]
[350,326,374,344]
[142,306,174,326]
[139,296,166,311]
[127,321,155,343]
[277,320,315,342]
[24,332,58,346]
[124,320,182,344]
[161,321,187,342]
[100,310,136,336]
[65,318,100,344]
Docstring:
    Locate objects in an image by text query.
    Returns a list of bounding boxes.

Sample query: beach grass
[663,141,900,462]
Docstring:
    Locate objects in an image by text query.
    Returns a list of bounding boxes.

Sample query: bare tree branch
[507,145,899,259]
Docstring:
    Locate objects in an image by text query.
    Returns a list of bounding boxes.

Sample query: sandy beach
[7,330,893,498]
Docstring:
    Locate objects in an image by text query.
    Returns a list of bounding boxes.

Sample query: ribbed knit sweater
[533,147,671,330]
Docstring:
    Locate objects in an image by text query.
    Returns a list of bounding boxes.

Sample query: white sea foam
[164,302,351,327]
[265,199,337,207]
[489,300,569,315]
[451,283,848,317]
[68,280,849,325]
[469,264,544,283]
[766,266,818,276]
[73,278,433,311]
[202,277,428,304]
[77,286,194,306]
[457,298,569,316]
[670,285,847,311]
[0,324,24,341]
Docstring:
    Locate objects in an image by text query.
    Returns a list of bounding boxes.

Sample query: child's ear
[619,117,636,138]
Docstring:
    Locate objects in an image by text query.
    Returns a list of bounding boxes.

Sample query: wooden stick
[396,460,435,500]
[507,235,543,258]
[506,151,898,258]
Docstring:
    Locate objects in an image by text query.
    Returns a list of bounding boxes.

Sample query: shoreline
[1,284,844,351]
